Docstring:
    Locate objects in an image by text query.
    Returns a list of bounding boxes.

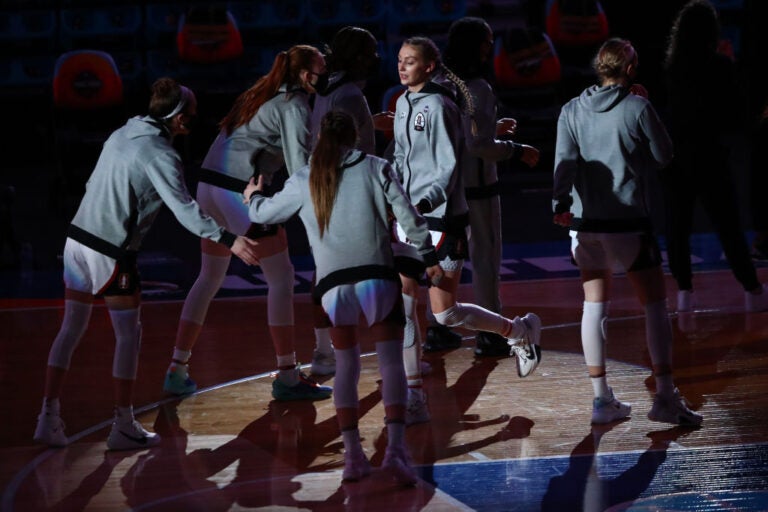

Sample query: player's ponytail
[310,111,358,238]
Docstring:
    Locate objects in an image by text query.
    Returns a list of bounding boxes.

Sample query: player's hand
[427,264,444,287]
[553,212,574,227]
[230,236,260,265]
[373,111,395,131]
[519,144,540,168]
[242,176,265,204]
[497,117,518,137]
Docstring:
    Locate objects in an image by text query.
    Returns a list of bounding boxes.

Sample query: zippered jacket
[392,77,468,235]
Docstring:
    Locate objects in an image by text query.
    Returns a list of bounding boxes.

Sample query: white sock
[277,366,299,386]
[341,427,363,456]
[314,327,334,355]
[172,348,191,365]
[276,353,297,369]
[591,375,610,400]
[433,302,518,337]
[115,405,134,424]
[42,397,60,416]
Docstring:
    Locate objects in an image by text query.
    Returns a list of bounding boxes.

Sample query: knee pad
[433,304,462,327]
[402,294,420,349]
[581,301,608,367]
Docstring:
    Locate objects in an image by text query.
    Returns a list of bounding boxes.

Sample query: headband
[162,85,193,120]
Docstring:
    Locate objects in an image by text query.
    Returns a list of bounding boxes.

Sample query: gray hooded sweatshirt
[200,84,311,190]
[553,84,673,232]
[392,76,469,236]
[462,77,523,196]
[247,149,437,301]
[68,116,235,259]
[310,71,376,155]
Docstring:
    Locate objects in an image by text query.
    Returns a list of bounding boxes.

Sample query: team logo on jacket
[414,112,425,131]
[118,273,131,290]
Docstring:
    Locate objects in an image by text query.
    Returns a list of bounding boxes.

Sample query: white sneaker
[677,290,694,312]
[508,313,542,378]
[591,388,631,424]
[745,285,768,313]
[107,418,161,451]
[381,446,418,486]
[33,413,68,447]
[310,350,336,376]
[648,388,703,427]
[405,387,430,426]
[342,450,372,482]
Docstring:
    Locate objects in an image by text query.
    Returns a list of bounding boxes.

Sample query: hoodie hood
[126,116,171,140]
[578,84,630,113]
[425,71,458,102]
[316,71,366,97]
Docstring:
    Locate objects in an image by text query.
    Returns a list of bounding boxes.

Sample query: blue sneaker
[592,388,631,424]
[163,365,197,395]
[272,371,332,401]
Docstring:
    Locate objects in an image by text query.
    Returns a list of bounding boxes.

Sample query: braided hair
[403,36,478,136]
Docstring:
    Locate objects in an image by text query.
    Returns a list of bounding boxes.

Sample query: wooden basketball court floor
[3,265,768,511]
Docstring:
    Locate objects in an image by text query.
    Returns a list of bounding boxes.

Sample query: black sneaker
[423,325,462,352]
[752,243,768,260]
[474,331,510,357]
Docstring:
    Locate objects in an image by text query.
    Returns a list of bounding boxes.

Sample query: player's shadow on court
[373,356,528,485]
[540,423,691,512]
[118,392,385,510]
[30,448,134,511]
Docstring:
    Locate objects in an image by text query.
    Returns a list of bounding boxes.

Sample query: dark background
[1,0,767,295]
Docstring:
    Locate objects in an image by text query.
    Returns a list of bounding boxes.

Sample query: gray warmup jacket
[393,76,469,235]
[68,116,235,259]
[247,149,438,301]
[552,84,673,232]
[310,71,376,155]
[200,84,312,190]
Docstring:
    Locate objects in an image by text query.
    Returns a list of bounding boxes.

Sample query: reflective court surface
[3,244,768,511]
